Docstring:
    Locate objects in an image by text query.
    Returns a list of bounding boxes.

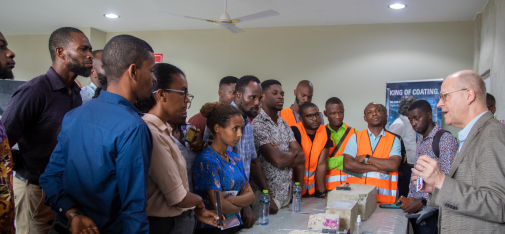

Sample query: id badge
[416,177,424,192]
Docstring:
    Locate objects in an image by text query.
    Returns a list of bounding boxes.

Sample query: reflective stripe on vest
[296,122,328,195]
[280,107,297,127]
[326,124,356,191]
[346,130,398,203]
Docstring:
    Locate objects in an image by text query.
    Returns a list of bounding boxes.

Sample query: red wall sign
[154,54,163,63]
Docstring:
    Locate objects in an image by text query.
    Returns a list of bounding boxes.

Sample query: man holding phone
[403,100,458,234]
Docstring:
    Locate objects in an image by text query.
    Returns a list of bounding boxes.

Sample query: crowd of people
[0,26,504,234]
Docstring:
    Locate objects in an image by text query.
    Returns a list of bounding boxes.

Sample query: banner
[385,79,443,130]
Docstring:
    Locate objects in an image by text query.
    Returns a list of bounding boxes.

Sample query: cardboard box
[326,200,358,234]
[327,184,377,221]
[307,213,340,231]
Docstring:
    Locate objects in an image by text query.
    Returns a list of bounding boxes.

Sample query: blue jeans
[409,209,439,234]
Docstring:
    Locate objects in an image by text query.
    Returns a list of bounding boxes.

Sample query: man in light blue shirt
[343,103,402,203]
[80,50,106,103]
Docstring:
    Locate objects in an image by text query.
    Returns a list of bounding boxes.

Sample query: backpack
[432,129,449,158]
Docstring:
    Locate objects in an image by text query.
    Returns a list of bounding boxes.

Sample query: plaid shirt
[408,124,459,199]
[230,101,257,180]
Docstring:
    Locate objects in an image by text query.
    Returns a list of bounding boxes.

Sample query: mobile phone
[184,128,200,143]
[214,190,224,227]
[379,204,401,209]
[396,195,409,208]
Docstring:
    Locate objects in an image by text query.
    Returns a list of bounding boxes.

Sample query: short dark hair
[200,102,242,135]
[219,76,238,88]
[487,93,496,106]
[49,27,85,61]
[299,102,318,116]
[235,75,261,94]
[91,50,103,57]
[408,100,433,114]
[102,34,154,83]
[134,63,185,113]
[325,97,343,106]
[398,96,416,116]
[261,79,282,92]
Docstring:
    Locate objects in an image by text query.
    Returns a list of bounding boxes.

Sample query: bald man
[412,70,505,233]
[280,80,324,126]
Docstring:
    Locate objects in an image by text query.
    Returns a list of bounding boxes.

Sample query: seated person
[291,102,334,198]
[193,102,256,234]
[323,97,357,191]
[343,103,402,203]
[135,63,219,234]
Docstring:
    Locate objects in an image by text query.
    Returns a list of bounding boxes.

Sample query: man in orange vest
[343,103,402,203]
[323,97,358,191]
[280,80,324,127]
[291,102,334,198]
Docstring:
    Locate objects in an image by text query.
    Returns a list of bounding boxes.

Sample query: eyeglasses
[153,89,194,109]
[439,88,467,103]
[302,112,321,120]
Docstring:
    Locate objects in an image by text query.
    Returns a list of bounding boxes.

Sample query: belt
[15,173,40,186]
[407,164,415,167]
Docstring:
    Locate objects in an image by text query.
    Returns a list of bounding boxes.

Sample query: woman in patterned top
[194,102,256,234]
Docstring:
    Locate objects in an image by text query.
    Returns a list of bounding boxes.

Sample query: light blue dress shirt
[80,82,97,103]
[457,111,488,152]
[343,129,402,158]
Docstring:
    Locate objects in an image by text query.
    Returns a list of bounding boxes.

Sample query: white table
[238,198,408,234]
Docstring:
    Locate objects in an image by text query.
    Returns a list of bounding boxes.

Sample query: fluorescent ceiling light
[104,13,119,19]
[389,4,407,9]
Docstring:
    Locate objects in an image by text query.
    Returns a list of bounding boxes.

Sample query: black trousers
[148,210,196,234]
[48,218,71,234]
[398,164,413,198]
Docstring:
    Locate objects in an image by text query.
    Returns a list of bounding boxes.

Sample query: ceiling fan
[158,0,280,33]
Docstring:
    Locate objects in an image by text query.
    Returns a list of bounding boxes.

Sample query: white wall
[108,22,473,132]
[6,21,474,132]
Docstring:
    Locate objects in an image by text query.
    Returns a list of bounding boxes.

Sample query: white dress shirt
[389,115,417,164]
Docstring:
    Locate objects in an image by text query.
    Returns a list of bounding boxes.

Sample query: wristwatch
[363,155,370,164]
[67,210,85,230]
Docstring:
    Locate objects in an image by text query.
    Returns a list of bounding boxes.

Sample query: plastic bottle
[354,215,362,234]
[258,190,270,226]
[292,182,302,213]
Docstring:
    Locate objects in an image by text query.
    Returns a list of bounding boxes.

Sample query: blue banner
[385,80,443,130]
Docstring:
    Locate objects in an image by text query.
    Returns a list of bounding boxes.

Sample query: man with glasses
[343,103,402,203]
[291,102,334,198]
[412,70,505,233]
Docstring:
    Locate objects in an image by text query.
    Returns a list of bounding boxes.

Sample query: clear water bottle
[258,190,270,226]
[354,215,362,234]
[292,182,302,213]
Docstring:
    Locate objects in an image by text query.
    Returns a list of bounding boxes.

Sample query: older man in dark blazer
[412,70,505,233]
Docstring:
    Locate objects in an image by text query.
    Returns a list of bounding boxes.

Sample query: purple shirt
[408,124,459,199]
[1,67,82,182]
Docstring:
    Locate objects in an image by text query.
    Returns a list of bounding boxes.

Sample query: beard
[296,96,304,108]
[239,102,259,118]
[96,72,108,90]
[0,68,14,79]
[67,53,92,77]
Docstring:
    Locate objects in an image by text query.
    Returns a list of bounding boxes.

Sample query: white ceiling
[0,0,488,35]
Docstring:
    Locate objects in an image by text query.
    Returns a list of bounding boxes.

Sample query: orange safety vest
[326,123,355,191]
[346,130,399,204]
[294,122,328,195]
[280,107,298,127]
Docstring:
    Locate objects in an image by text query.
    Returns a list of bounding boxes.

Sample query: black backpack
[432,129,449,158]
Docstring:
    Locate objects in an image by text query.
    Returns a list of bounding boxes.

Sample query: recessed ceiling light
[104,13,119,19]
[389,3,407,9]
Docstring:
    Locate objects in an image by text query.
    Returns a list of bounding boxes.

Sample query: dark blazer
[429,112,505,233]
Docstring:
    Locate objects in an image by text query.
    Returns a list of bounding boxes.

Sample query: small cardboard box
[327,184,377,221]
[307,213,340,231]
[326,200,358,234]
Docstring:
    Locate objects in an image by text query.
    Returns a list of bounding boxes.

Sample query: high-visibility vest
[280,107,298,127]
[294,122,328,195]
[326,123,355,191]
[346,130,399,203]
